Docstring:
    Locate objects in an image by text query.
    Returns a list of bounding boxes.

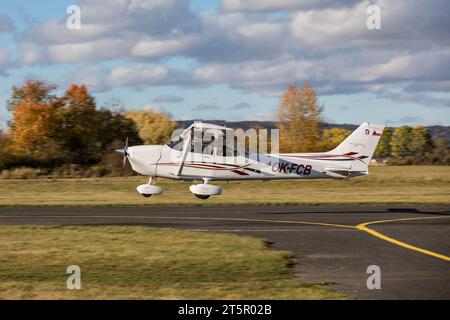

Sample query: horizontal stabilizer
[325,167,351,178]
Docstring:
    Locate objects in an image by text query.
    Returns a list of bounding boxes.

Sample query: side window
[191,128,199,153]
[202,135,216,156]
[222,136,238,157]
[190,129,218,155]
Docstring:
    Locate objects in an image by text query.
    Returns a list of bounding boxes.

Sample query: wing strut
[176,130,192,176]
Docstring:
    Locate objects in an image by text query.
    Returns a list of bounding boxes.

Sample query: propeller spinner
[115,137,129,167]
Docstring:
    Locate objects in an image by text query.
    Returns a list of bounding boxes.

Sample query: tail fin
[330,122,385,172]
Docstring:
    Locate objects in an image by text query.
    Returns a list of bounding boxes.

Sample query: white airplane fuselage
[125,121,385,183]
[126,144,368,181]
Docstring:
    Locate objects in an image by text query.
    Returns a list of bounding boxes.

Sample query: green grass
[0,226,342,299]
[0,166,449,205]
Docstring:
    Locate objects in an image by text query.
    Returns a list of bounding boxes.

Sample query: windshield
[166,135,184,151]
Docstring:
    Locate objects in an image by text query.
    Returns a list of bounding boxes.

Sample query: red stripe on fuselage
[231,170,249,176]
[157,162,252,171]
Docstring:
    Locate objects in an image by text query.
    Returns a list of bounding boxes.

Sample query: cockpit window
[166,135,184,151]
[167,127,248,157]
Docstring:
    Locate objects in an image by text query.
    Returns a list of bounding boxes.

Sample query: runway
[0,205,449,299]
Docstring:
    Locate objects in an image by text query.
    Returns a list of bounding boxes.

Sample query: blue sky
[1,0,450,126]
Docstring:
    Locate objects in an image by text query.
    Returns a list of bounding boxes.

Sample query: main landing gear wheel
[190,178,221,200]
[136,177,163,198]
[194,194,210,200]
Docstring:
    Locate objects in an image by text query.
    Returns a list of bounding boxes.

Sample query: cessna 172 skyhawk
[116,122,385,199]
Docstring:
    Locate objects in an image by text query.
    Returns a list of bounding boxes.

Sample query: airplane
[116,122,385,199]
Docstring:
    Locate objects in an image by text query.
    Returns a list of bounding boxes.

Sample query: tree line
[0,80,448,178]
[276,83,450,164]
[0,80,176,177]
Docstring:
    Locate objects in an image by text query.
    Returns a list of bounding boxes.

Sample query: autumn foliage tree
[10,101,63,163]
[374,128,392,158]
[0,129,15,169]
[409,126,433,154]
[6,80,141,168]
[56,84,141,165]
[7,80,56,112]
[277,83,323,152]
[125,109,176,145]
[387,125,434,164]
[320,128,351,151]
[8,81,63,165]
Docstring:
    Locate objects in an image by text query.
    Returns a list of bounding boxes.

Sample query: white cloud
[80,0,130,22]
[192,59,317,92]
[290,1,373,50]
[68,64,108,92]
[221,0,358,12]
[107,65,169,87]
[24,20,114,45]
[0,13,15,33]
[127,0,178,12]
[348,49,450,82]
[379,90,450,108]
[45,38,131,63]
[131,35,201,58]
[153,94,184,103]
[17,0,198,63]
[0,49,11,71]
[405,81,450,93]
[236,22,283,40]
[192,103,220,111]
[20,51,40,65]
[290,0,450,51]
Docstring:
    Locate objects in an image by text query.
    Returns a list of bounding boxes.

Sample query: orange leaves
[10,101,59,158]
[277,83,323,153]
[65,84,91,102]
[7,81,101,163]
[63,84,96,112]
[6,80,57,111]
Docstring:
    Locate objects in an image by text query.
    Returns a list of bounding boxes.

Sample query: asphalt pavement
[0,205,448,299]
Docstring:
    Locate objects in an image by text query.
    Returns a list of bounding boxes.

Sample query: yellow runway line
[155,216,357,229]
[357,216,450,262]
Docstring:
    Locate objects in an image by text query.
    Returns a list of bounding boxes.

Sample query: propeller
[115,137,129,167]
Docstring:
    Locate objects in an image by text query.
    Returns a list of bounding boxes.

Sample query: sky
[0,0,449,126]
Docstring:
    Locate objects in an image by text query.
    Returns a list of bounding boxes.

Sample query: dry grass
[0,166,449,206]
[0,226,342,299]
